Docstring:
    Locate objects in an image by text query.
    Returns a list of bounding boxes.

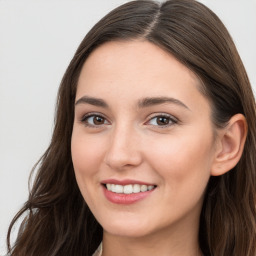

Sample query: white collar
[92,243,102,256]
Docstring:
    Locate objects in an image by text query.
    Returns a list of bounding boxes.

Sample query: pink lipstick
[101,179,156,204]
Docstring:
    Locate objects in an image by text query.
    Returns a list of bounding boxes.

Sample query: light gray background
[0,0,255,254]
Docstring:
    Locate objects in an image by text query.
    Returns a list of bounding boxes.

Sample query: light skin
[71,40,247,256]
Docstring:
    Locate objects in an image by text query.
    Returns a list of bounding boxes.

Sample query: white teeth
[124,184,133,194]
[111,184,116,192]
[148,185,154,190]
[105,184,155,194]
[141,185,147,192]
[133,184,140,193]
[115,184,124,193]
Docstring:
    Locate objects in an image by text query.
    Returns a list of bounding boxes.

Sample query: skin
[71,40,220,256]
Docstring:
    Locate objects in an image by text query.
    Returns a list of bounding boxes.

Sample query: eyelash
[80,113,178,128]
[145,113,178,128]
[80,113,110,128]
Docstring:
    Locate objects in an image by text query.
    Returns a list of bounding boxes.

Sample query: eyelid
[79,112,178,128]
[80,112,110,127]
[145,113,178,127]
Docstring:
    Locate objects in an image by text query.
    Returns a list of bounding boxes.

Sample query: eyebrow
[138,97,190,110]
[75,96,109,108]
[75,96,189,110]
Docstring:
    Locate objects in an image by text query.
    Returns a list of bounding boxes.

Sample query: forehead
[79,40,199,86]
[76,40,210,114]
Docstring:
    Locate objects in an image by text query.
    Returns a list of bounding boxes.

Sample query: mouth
[101,180,157,204]
[103,183,156,194]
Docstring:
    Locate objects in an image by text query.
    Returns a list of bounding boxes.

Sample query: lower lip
[102,186,155,204]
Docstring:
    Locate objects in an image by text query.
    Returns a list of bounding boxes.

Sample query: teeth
[141,185,147,192]
[115,184,124,193]
[123,184,133,194]
[105,184,155,194]
[111,184,116,192]
[133,184,140,193]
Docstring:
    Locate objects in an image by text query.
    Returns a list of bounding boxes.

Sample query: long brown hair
[7,0,256,255]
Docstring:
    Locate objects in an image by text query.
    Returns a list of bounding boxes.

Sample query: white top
[92,243,102,256]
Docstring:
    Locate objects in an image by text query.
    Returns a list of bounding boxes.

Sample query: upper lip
[101,179,156,186]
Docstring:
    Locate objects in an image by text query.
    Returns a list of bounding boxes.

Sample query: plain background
[0,0,255,254]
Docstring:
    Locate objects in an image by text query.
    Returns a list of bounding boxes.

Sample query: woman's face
[71,40,217,239]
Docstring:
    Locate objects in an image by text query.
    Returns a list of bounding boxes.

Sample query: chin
[100,216,154,238]
[104,225,151,238]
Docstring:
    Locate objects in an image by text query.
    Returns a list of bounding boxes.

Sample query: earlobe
[211,114,247,176]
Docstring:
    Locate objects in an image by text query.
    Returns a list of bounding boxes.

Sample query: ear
[211,114,247,176]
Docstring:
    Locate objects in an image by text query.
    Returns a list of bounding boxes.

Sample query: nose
[104,124,143,171]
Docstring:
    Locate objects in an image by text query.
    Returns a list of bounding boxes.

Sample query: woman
[7,0,256,255]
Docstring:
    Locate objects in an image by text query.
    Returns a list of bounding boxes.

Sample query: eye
[146,114,177,127]
[81,114,109,127]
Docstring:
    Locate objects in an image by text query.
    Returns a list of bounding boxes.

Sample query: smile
[105,184,155,194]
[102,181,157,204]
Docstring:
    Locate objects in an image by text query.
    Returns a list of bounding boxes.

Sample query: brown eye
[156,116,170,126]
[93,116,105,125]
[147,114,177,127]
[81,114,108,127]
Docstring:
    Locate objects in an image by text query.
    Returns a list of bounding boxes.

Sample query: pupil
[157,117,169,125]
[94,116,104,125]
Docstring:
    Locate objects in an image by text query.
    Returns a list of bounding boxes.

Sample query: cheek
[71,132,105,176]
[71,132,106,207]
[145,130,214,187]
[71,131,106,202]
